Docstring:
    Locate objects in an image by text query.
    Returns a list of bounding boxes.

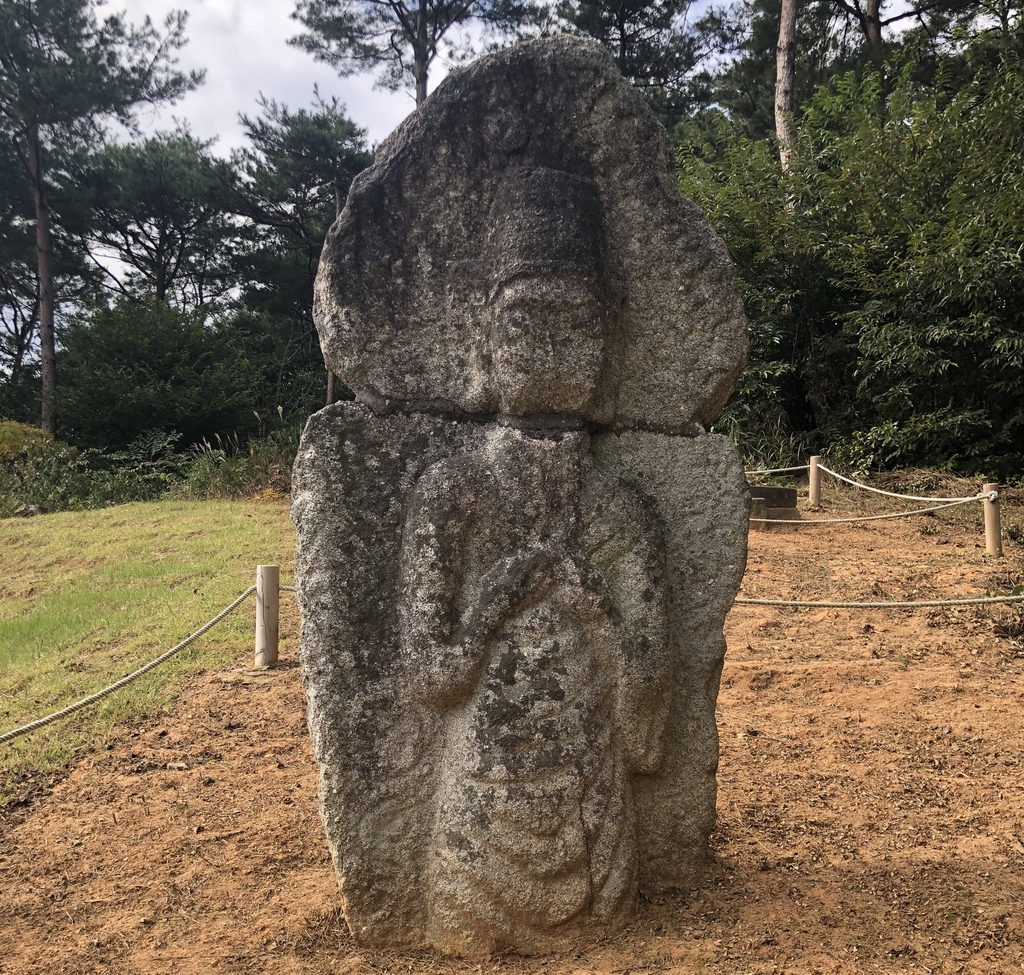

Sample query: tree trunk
[775,0,799,173]
[864,0,881,47]
[326,370,335,406]
[155,257,167,303]
[415,0,429,106]
[415,59,428,107]
[26,123,57,435]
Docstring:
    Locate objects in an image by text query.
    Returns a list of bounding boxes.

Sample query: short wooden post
[983,483,1002,557]
[254,564,280,668]
[808,455,821,508]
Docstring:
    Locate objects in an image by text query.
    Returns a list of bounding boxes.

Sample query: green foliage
[217,309,333,426]
[0,421,297,516]
[677,118,860,461]
[0,1,201,139]
[0,420,51,459]
[291,0,537,102]
[686,0,863,141]
[678,44,1024,476]
[55,300,256,451]
[0,89,96,426]
[801,51,1024,475]
[230,94,370,417]
[0,432,179,517]
[551,0,706,125]
[232,96,369,329]
[174,428,298,500]
[0,0,203,433]
[0,135,39,385]
[6,94,366,460]
[236,93,369,220]
[78,130,238,306]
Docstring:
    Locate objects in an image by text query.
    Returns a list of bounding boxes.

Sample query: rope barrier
[752,497,983,525]
[816,464,993,503]
[734,593,1024,609]
[5,532,1017,739]
[0,586,257,746]
[745,464,811,476]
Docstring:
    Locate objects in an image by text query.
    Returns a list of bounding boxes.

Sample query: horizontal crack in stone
[354,387,704,438]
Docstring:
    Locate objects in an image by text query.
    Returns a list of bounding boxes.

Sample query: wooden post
[808,455,821,508]
[983,483,1002,557]
[254,565,280,668]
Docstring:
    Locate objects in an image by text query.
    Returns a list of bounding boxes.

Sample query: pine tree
[0,0,201,433]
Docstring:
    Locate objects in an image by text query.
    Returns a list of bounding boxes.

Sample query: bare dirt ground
[2,487,1023,975]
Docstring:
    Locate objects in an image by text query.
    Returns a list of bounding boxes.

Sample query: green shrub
[678,46,1024,477]
[0,422,299,517]
[55,300,258,451]
[0,420,52,460]
[175,427,297,500]
[0,430,183,517]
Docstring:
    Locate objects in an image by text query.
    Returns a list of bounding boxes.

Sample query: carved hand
[459,544,613,646]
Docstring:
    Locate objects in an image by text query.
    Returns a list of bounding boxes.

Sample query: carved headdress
[313,36,747,427]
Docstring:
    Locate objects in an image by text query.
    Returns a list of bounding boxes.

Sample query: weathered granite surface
[314,35,747,429]
[293,34,749,958]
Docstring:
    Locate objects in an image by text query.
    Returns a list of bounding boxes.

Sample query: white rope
[0,586,257,746]
[745,464,811,476]
[817,464,993,503]
[735,593,1024,608]
[279,585,296,592]
[752,497,982,524]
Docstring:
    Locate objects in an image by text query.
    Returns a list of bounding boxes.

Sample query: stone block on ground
[748,486,798,508]
[750,501,802,532]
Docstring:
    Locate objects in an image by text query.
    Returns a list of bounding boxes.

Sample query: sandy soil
[2,489,1023,975]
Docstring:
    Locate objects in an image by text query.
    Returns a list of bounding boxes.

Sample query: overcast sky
[117,0,426,154]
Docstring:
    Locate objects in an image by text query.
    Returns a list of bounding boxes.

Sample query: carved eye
[496,305,529,341]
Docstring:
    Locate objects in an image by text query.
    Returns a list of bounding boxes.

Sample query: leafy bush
[678,45,1024,477]
[55,300,258,451]
[0,417,298,517]
[0,429,184,516]
[175,427,297,500]
[0,420,52,459]
[798,54,1024,477]
[677,115,863,468]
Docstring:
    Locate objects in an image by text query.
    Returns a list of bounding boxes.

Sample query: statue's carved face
[486,168,609,417]
[491,272,607,416]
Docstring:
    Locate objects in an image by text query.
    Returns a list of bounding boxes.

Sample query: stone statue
[398,168,673,951]
[292,36,750,957]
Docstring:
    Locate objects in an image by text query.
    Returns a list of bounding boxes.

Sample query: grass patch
[0,499,296,805]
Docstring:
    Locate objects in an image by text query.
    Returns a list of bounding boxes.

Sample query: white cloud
[116,0,419,154]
